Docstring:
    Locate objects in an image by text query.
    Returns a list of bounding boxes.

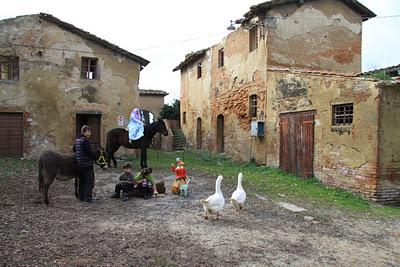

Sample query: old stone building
[174,0,400,204]
[0,13,149,157]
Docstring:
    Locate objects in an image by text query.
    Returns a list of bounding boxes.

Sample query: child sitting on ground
[111,162,135,202]
[171,158,188,195]
[134,167,158,199]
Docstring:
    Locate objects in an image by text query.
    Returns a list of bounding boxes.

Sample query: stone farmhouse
[173,0,400,204]
[0,13,150,157]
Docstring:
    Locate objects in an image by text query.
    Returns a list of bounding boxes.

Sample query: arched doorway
[216,114,224,153]
[196,117,202,149]
[141,110,155,124]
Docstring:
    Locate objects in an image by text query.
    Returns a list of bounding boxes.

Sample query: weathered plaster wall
[209,28,267,158]
[377,84,400,204]
[266,0,362,73]
[0,15,142,156]
[180,50,212,150]
[265,71,380,199]
[138,95,165,118]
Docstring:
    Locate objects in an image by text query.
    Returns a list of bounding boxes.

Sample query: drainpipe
[261,18,269,166]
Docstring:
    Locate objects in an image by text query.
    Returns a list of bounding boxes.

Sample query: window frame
[0,56,19,81]
[197,63,202,79]
[249,94,258,118]
[249,27,258,52]
[332,103,354,126]
[81,57,98,80]
[182,112,186,124]
[218,48,224,68]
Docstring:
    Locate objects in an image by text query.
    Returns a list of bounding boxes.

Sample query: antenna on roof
[227,20,236,31]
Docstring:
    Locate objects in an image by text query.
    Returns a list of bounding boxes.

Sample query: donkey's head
[92,145,108,170]
[157,118,169,136]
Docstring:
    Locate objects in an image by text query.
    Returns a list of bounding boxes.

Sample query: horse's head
[92,145,108,170]
[157,118,169,136]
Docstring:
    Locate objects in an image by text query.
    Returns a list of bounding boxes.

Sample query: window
[249,94,257,118]
[81,57,98,80]
[197,63,202,79]
[218,48,224,68]
[332,103,353,126]
[183,112,186,124]
[0,56,19,81]
[249,27,258,52]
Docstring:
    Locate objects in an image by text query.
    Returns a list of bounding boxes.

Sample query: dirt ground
[1,164,399,267]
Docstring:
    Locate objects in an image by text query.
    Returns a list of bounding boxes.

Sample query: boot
[122,192,129,202]
[111,192,120,198]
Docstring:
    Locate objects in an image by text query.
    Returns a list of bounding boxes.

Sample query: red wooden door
[279,111,314,178]
[0,113,23,157]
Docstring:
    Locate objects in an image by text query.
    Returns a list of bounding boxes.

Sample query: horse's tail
[38,153,44,192]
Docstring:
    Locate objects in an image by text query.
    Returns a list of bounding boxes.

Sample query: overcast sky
[2,0,400,103]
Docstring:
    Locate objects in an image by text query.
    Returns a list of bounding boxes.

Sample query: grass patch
[0,157,37,182]
[134,149,400,217]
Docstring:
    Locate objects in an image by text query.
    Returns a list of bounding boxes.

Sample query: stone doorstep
[277,202,307,212]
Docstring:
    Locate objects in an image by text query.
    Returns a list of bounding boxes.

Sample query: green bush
[365,70,393,81]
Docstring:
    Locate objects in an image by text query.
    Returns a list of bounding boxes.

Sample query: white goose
[230,172,246,211]
[201,175,225,220]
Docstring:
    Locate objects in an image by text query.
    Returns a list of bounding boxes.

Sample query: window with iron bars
[0,56,19,81]
[81,57,98,80]
[332,103,353,126]
[249,94,257,118]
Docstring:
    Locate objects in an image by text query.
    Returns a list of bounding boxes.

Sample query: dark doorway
[216,114,224,153]
[196,117,202,149]
[0,112,23,157]
[279,111,314,178]
[76,113,102,146]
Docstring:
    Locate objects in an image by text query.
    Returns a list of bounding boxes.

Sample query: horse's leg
[140,149,148,168]
[110,145,120,168]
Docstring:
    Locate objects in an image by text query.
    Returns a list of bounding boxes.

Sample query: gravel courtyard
[1,165,399,266]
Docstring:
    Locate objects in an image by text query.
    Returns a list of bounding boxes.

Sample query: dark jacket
[119,172,134,184]
[73,134,93,169]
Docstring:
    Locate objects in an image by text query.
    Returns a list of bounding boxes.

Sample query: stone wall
[266,71,381,199]
[266,0,362,74]
[376,83,400,204]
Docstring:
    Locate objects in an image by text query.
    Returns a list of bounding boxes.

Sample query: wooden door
[279,111,314,178]
[216,114,224,153]
[0,113,23,157]
[76,114,101,146]
[196,118,202,149]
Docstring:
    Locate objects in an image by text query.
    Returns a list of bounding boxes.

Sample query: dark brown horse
[106,119,168,168]
[37,145,107,205]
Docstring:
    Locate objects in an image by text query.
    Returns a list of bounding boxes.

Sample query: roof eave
[39,13,150,67]
[173,49,207,72]
[242,0,376,23]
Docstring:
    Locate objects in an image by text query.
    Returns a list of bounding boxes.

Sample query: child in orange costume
[171,158,188,195]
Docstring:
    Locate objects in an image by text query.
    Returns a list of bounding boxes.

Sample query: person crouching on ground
[134,167,158,199]
[110,162,135,202]
[171,158,188,195]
